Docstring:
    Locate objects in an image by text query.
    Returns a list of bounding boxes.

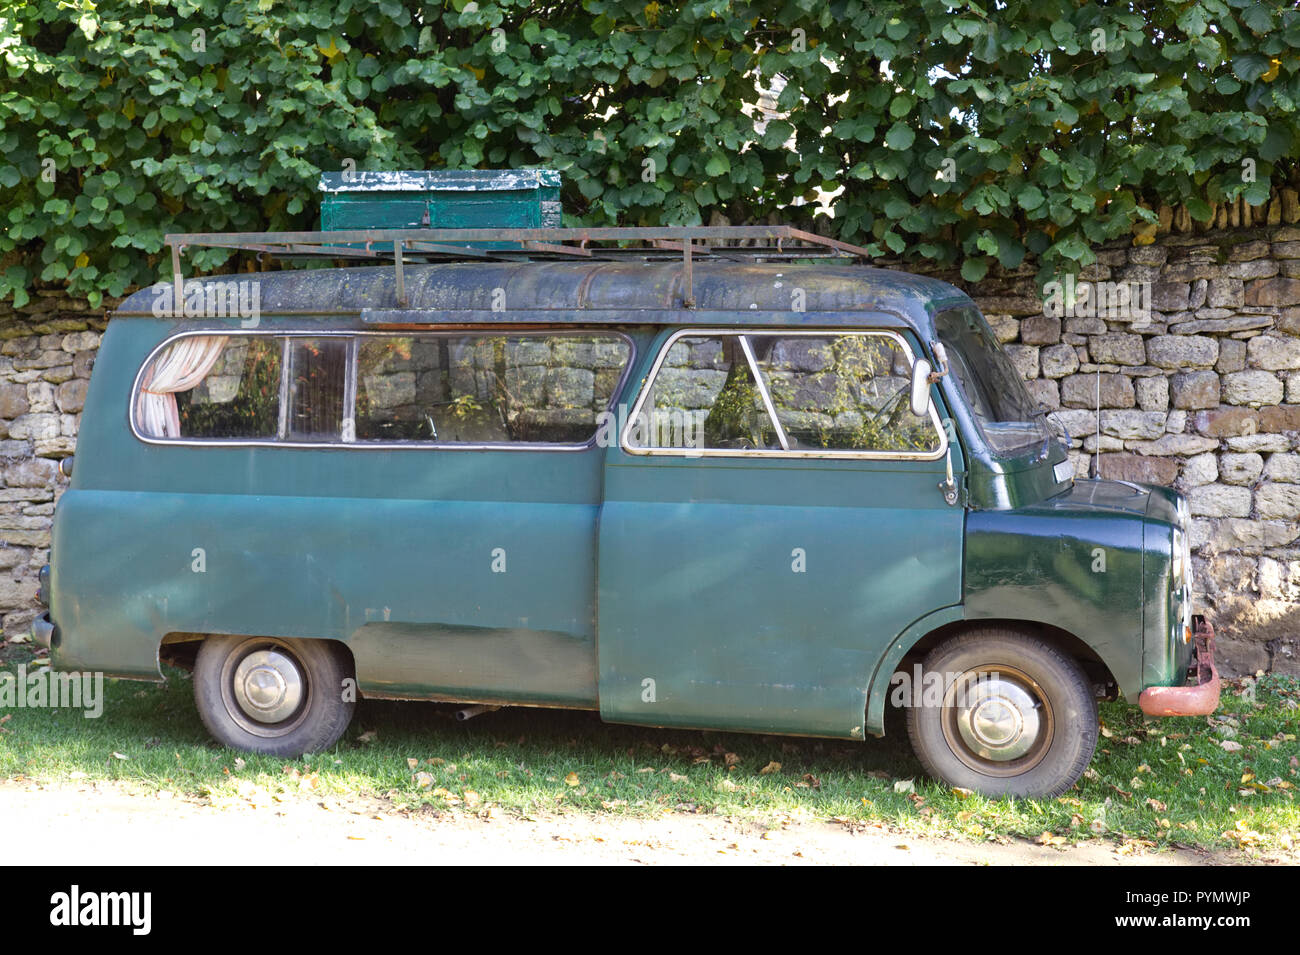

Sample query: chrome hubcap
[958,681,1040,760]
[943,667,1052,774]
[232,649,305,724]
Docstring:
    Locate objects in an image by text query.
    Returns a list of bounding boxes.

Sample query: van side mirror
[910,359,933,418]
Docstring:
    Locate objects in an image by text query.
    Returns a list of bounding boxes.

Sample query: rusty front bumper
[1138,618,1220,717]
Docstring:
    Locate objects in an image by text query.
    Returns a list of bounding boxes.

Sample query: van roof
[115,260,972,333]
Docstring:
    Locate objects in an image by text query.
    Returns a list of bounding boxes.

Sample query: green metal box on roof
[317,169,562,234]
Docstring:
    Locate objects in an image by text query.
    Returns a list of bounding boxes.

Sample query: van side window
[138,335,281,440]
[285,339,348,442]
[748,334,943,454]
[632,335,780,450]
[626,330,943,457]
[136,331,631,447]
[351,333,632,445]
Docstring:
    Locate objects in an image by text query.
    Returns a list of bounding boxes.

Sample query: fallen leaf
[406,758,419,770]
[1220,740,1243,752]
[357,730,377,744]
[669,772,688,783]
[414,772,434,789]
[759,761,782,775]
[893,778,916,794]
[564,772,580,787]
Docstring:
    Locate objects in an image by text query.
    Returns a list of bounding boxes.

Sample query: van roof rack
[162,225,873,309]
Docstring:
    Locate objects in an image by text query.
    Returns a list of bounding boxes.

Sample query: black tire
[194,635,355,757]
[904,629,1098,798]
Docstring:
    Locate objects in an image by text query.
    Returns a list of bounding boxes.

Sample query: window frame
[620,327,949,461]
[130,327,636,451]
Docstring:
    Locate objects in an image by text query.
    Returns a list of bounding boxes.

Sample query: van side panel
[50,319,604,705]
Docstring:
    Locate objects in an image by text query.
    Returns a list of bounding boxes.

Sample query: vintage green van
[32,218,1218,798]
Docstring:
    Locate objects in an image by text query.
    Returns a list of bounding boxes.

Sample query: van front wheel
[194,635,355,757]
[904,630,1098,798]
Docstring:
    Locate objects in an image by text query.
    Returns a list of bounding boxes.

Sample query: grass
[1,641,1297,855]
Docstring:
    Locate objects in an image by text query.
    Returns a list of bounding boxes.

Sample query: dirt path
[4,779,1280,865]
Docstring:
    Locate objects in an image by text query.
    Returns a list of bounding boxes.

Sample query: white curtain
[137,336,230,438]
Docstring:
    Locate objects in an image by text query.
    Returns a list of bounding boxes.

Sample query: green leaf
[1016,184,1045,212]
[960,257,989,282]
[1241,4,1275,34]
[1232,54,1271,83]
[884,123,915,151]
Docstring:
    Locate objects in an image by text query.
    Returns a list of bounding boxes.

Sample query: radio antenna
[1091,366,1101,479]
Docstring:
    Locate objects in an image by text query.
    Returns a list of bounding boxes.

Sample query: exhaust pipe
[454,704,500,722]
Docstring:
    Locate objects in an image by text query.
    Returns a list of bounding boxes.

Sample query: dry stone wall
[0,289,104,642]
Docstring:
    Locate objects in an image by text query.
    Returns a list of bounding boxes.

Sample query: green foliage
[2,0,1299,304]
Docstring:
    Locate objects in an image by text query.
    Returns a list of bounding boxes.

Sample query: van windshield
[935,306,1050,459]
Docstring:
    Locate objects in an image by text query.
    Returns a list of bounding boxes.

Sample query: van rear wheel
[194,635,354,757]
[904,629,1098,798]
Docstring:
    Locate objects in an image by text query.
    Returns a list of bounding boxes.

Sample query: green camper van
[31,175,1219,798]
